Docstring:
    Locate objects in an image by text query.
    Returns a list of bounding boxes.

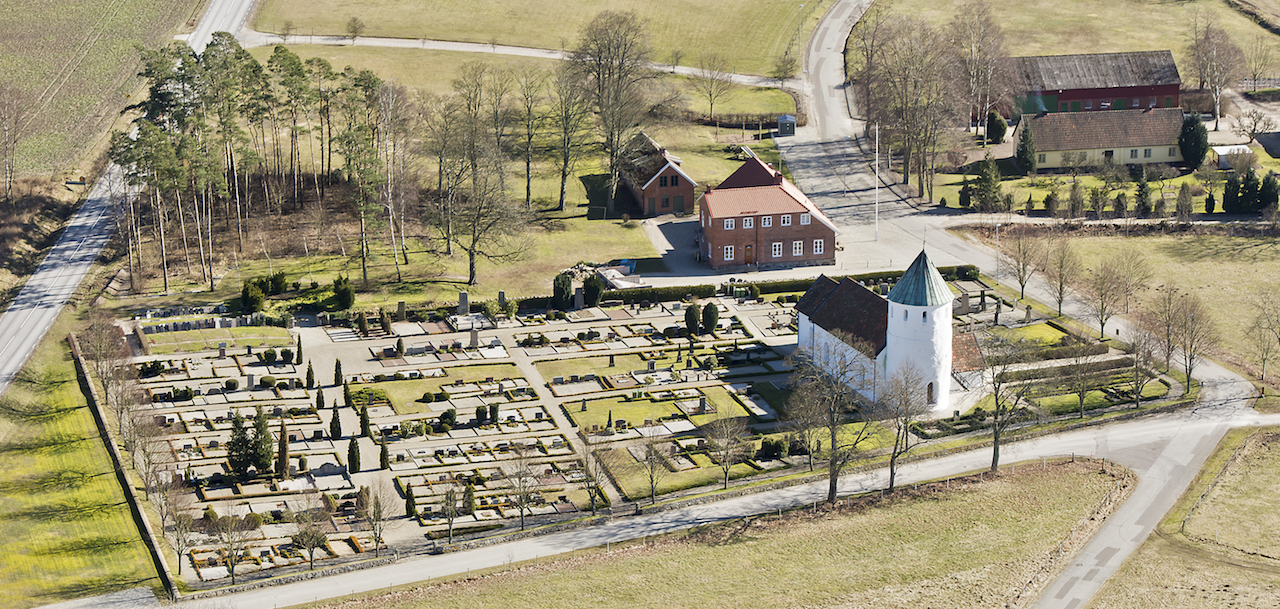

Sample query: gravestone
[699,396,707,413]
[1025,304,1033,323]
[878,282,889,295]
[959,292,970,314]
[574,287,585,310]
[247,374,254,388]
[979,290,988,312]
[648,360,656,372]
[582,399,587,412]
[470,328,479,349]
[457,291,469,315]
[994,299,1002,324]
[609,354,615,367]
[498,291,506,309]
[218,344,226,358]
[398,301,406,322]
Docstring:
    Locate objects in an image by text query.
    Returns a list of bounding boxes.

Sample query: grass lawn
[752,380,792,412]
[866,0,1273,60]
[1091,427,1280,608]
[991,321,1067,345]
[377,364,523,414]
[568,396,682,431]
[144,326,294,355]
[255,0,833,76]
[313,459,1120,608]
[534,350,717,383]
[0,311,160,607]
[1037,382,1168,416]
[932,167,1217,214]
[598,446,761,500]
[0,0,196,178]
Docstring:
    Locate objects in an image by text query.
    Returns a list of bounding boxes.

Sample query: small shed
[777,114,796,137]
[1211,145,1254,170]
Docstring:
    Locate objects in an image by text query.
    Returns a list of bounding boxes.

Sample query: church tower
[885,250,954,412]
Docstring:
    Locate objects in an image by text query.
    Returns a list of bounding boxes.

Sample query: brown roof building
[698,157,839,271]
[618,132,697,217]
[1015,107,1184,170]
[794,275,888,356]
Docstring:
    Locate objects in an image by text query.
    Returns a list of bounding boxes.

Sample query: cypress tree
[295,337,302,364]
[305,361,314,388]
[380,441,390,469]
[330,406,342,439]
[347,438,361,473]
[251,406,274,474]
[227,412,253,476]
[1135,169,1152,217]
[1016,123,1036,174]
[463,483,476,515]
[405,483,417,517]
[344,382,353,409]
[1259,171,1279,213]
[684,305,700,336]
[315,386,325,412]
[1242,168,1261,212]
[1224,172,1241,213]
[702,303,719,335]
[277,420,290,479]
[360,405,371,437]
[334,359,343,386]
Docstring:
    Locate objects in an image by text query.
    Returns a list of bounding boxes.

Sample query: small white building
[1210,145,1253,170]
[795,251,955,412]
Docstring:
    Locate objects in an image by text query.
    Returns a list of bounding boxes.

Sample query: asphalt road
[0,166,119,399]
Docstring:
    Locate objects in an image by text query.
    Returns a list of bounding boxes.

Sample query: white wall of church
[796,312,884,401]
[884,300,952,412]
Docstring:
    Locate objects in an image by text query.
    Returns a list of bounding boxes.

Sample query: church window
[927,382,935,403]
[903,309,908,321]
[922,311,927,321]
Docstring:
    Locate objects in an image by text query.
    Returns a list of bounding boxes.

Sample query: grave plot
[599,436,767,501]
[364,363,526,415]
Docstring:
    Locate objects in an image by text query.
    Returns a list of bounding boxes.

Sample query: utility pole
[875,124,880,241]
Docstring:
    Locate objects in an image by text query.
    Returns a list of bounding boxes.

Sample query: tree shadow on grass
[0,396,84,424]
[36,534,136,556]
[7,498,124,522]
[0,431,91,455]
[0,467,101,494]
[36,573,155,601]
[1154,234,1280,263]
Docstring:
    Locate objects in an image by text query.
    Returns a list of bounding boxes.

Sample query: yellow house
[1017,108,1184,170]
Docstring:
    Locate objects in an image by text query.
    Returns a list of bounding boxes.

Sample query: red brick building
[1011,51,1181,117]
[698,157,839,271]
[618,132,697,217]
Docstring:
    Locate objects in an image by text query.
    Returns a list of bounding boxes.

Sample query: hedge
[603,284,716,304]
[990,342,1109,365]
[998,356,1134,382]
[749,265,980,296]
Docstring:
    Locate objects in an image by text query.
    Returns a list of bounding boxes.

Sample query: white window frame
[812,239,824,255]
[792,240,803,256]
[780,214,792,226]
[1143,148,1152,158]
[771,242,782,258]
[743,217,753,229]
[1037,153,1045,163]
[724,245,734,261]
[800,213,811,225]
[723,218,734,230]
[1129,149,1138,159]
[761,215,772,228]
[1168,147,1177,157]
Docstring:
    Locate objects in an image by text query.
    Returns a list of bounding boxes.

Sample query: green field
[0,312,159,607]
[0,0,199,178]
[315,459,1121,608]
[1092,428,1280,608]
[255,0,833,76]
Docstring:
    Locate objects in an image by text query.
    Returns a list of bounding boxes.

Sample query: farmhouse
[1015,108,1184,170]
[618,132,697,217]
[1010,51,1181,117]
[795,250,955,412]
[698,156,838,271]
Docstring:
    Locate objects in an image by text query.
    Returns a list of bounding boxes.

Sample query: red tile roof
[717,156,783,189]
[1022,108,1183,152]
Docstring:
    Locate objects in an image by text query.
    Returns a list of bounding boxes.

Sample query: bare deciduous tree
[212,514,253,584]
[581,450,609,515]
[1191,22,1244,131]
[981,334,1038,470]
[949,0,1008,144]
[1081,258,1125,338]
[547,66,592,212]
[505,442,541,530]
[882,362,930,492]
[0,83,29,204]
[346,17,366,43]
[1232,109,1277,144]
[441,487,458,543]
[359,481,395,557]
[571,10,655,215]
[692,51,737,134]
[1042,233,1080,316]
[1245,33,1274,91]
[788,330,880,503]
[1066,350,1101,419]
[704,415,748,489]
[515,69,546,209]
[1249,287,1280,382]
[1004,226,1043,300]
[640,435,669,504]
[290,491,329,570]
[1116,248,1152,314]
[1176,291,1219,392]
[1128,328,1159,408]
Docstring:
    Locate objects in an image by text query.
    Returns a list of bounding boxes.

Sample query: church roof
[888,251,953,307]
[796,275,888,356]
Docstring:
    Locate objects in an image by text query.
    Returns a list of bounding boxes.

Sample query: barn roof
[618,132,696,191]
[1010,50,1181,92]
[888,251,953,307]
[1021,108,1183,152]
[796,276,888,356]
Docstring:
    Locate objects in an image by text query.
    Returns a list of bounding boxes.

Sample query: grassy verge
[255,0,833,76]
[1092,426,1280,608]
[0,310,160,607]
[310,459,1120,609]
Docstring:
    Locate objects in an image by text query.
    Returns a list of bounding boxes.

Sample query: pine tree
[1016,124,1037,174]
[277,420,290,479]
[1224,172,1241,213]
[227,412,254,476]
[1259,171,1279,213]
[305,361,314,388]
[334,360,343,386]
[1043,190,1060,217]
[1178,115,1210,170]
[330,406,342,440]
[380,441,389,469]
[463,483,476,515]
[1242,168,1261,212]
[347,438,361,473]
[973,153,1002,212]
[251,406,274,474]
[1136,169,1152,217]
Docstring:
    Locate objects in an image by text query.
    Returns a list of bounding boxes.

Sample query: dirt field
[0,0,200,178]
[1091,428,1280,608]
[311,460,1125,609]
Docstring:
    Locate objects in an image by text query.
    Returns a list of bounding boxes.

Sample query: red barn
[698,156,839,271]
[1011,51,1181,117]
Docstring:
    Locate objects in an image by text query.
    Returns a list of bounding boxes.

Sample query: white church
[795,250,955,412]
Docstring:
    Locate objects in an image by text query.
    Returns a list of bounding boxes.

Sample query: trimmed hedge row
[749,264,980,295]
[990,341,1109,365]
[999,356,1134,383]
[602,284,716,304]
